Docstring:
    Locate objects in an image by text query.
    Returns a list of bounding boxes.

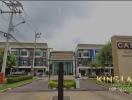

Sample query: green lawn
[0,77,37,92]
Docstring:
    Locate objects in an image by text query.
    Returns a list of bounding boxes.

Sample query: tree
[7,53,16,68]
[0,48,16,72]
[97,42,112,66]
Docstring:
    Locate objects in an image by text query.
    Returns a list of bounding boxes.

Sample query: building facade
[75,44,113,76]
[50,51,75,75]
[0,42,48,75]
[0,42,113,76]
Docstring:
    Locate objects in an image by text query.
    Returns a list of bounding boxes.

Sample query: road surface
[1,78,132,100]
[0,91,132,100]
[7,77,49,92]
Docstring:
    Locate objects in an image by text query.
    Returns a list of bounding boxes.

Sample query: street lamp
[48,48,53,80]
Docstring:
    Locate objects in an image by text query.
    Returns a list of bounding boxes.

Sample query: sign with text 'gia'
[111,36,132,78]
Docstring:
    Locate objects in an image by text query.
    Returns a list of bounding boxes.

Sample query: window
[11,49,19,56]
[35,58,42,66]
[78,52,81,57]
[43,52,47,57]
[20,49,28,56]
[42,61,47,66]
[12,51,19,56]
[35,49,42,57]
[29,50,33,56]
[19,58,28,66]
[83,51,90,57]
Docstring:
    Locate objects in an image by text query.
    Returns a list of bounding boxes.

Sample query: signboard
[111,36,132,78]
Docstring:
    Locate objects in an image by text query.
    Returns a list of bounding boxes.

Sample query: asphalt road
[0,91,132,100]
[1,78,132,100]
[7,77,49,92]
[79,79,108,91]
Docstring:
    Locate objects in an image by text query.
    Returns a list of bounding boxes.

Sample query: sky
[0,1,132,51]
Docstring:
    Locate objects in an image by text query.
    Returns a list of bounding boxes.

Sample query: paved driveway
[1,91,132,100]
[79,79,108,91]
[7,77,49,92]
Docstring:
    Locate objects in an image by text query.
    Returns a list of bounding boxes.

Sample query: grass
[48,80,76,89]
[0,77,37,92]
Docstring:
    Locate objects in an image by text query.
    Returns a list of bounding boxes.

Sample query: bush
[6,75,33,84]
[6,75,23,78]
[48,80,58,88]
[48,80,76,89]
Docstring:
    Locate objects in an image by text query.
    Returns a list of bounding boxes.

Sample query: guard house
[0,42,48,75]
[50,51,75,75]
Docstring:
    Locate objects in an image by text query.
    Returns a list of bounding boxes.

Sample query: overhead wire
[0,0,40,49]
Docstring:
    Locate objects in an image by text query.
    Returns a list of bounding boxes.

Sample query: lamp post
[74,52,77,76]
[48,48,53,80]
[32,32,41,76]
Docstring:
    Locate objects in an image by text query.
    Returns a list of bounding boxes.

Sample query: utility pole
[32,32,41,76]
[1,0,23,76]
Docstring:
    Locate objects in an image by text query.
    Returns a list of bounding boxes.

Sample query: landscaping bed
[96,80,132,93]
[48,80,76,89]
[111,83,132,93]
[88,78,132,93]
[6,75,33,83]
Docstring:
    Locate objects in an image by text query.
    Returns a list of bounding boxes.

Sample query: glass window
[35,49,42,57]
[83,51,90,57]
[11,51,19,56]
[20,50,28,56]
[19,58,28,66]
[35,58,42,66]
[78,52,81,57]
[29,50,33,56]
[43,52,46,57]
[42,61,47,66]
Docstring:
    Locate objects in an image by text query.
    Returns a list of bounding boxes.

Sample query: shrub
[6,75,33,84]
[6,75,23,78]
[48,80,76,89]
[48,80,58,88]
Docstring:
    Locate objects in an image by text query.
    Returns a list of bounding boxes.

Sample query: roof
[111,35,132,40]
[77,44,104,47]
[51,51,74,53]
[76,44,104,50]
[0,42,48,49]
[50,51,74,61]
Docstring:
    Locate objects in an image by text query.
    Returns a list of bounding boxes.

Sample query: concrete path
[79,79,108,91]
[0,91,132,100]
[7,77,49,92]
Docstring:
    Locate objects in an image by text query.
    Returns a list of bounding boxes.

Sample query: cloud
[0,1,132,51]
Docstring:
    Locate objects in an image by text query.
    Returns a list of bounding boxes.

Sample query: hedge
[6,75,23,78]
[6,75,33,84]
[48,80,76,89]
